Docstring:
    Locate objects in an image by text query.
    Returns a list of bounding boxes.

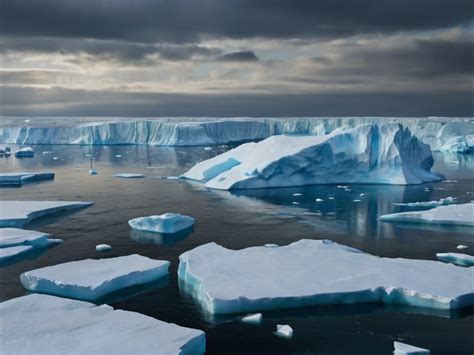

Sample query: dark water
[1,145,473,355]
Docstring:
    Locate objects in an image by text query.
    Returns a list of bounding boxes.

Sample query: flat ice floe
[129,213,195,234]
[0,294,206,355]
[0,245,35,262]
[0,228,57,262]
[436,253,474,267]
[181,124,442,189]
[21,254,170,301]
[113,173,145,178]
[14,147,34,157]
[393,197,456,209]
[394,341,430,354]
[0,200,93,227]
[178,240,474,314]
[0,172,55,186]
[380,203,474,227]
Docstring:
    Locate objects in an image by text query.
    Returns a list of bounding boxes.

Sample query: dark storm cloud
[1,0,472,43]
[218,51,259,62]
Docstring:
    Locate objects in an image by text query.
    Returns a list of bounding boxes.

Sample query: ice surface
[182,124,442,189]
[21,254,170,301]
[0,228,49,248]
[457,245,468,250]
[178,239,474,314]
[113,173,144,178]
[380,203,474,227]
[394,341,430,354]
[129,213,195,234]
[0,172,54,186]
[96,244,112,252]
[274,325,293,340]
[436,253,474,267]
[0,201,93,227]
[14,147,34,157]
[394,197,456,209]
[0,294,206,355]
[241,313,263,324]
[0,245,35,262]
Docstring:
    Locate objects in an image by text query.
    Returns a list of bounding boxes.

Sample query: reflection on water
[130,227,194,246]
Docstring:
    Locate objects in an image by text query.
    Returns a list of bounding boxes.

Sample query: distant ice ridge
[0,117,472,153]
[0,294,206,355]
[178,239,474,314]
[181,124,442,189]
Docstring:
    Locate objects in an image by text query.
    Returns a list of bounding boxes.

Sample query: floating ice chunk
[393,197,456,209]
[0,201,93,228]
[264,244,279,248]
[96,244,112,252]
[0,294,206,355]
[21,254,170,301]
[292,193,303,196]
[380,203,474,227]
[353,199,362,202]
[0,245,35,262]
[328,196,335,200]
[0,172,55,186]
[167,176,180,180]
[113,173,144,179]
[315,198,324,202]
[241,313,263,324]
[24,119,31,123]
[274,325,293,340]
[292,202,299,205]
[42,151,52,155]
[129,213,195,234]
[14,147,34,157]
[89,168,97,175]
[457,245,468,250]
[394,341,430,354]
[47,238,63,246]
[204,147,213,151]
[178,240,474,314]
[0,228,49,248]
[115,154,122,158]
[436,253,474,267]
[53,156,58,160]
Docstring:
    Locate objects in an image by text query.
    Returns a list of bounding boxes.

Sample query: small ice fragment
[241,313,262,325]
[53,157,59,160]
[24,119,31,123]
[292,193,303,196]
[315,198,324,202]
[14,147,34,158]
[328,196,335,200]
[264,244,278,248]
[167,176,180,180]
[89,169,97,175]
[359,193,365,196]
[42,151,52,155]
[393,341,429,354]
[353,199,362,202]
[47,239,64,246]
[436,252,474,267]
[129,213,195,234]
[204,147,213,151]
[274,325,293,340]
[457,245,468,250]
[114,173,144,179]
[96,244,112,252]
[115,154,122,158]
[292,202,299,205]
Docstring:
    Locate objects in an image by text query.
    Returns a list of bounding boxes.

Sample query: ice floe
[274,325,293,340]
[0,294,206,355]
[436,253,474,267]
[21,254,170,301]
[457,245,468,250]
[96,244,112,252]
[0,172,55,186]
[393,197,456,209]
[241,313,263,325]
[0,245,35,262]
[394,341,430,354]
[129,213,195,234]
[113,173,144,178]
[14,147,34,157]
[178,239,474,314]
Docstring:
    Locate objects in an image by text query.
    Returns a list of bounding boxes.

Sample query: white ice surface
[0,228,49,248]
[14,147,34,157]
[21,254,170,301]
[178,239,474,314]
[274,325,293,340]
[0,201,93,227]
[96,244,112,252]
[0,294,206,355]
[0,172,54,185]
[241,313,263,324]
[394,341,430,354]
[393,197,456,209]
[181,124,442,189]
[129,213,195,234]
[0,245,34,262]
[113,173,145,178]
[380,203,474,227]
[436,253,474,267]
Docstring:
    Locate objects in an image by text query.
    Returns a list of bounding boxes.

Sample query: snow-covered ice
[178,239,474,314]
[436,253,474,267]
[113,173,144,178]
[0,294,206,355]
[14,147,34,157]
[0,201,93,227]
[20,254,170,301]
[0,245,35,262]
[0,172,55,186]
[96,244,112,252]
[129,213,195,234]
[380,203,474,227]
[393,197,456,209]
[394,341,430,354]
[457,245,468,250]
[274,325,293,340]
[0,228,49,248]
[181,124,442,189]
[241,313,263,324]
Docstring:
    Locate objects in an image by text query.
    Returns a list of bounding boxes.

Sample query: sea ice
[457,245,468,250]
[379,203,474,227]
[89,168,97,175]
[113,173,144,178]
[0,228,49,248]
[181,124,442,190]
[20,254,170,301]
[292,193,303,196]
[0,201,93,227]
[241,313,263,324]
[394,341,430,354]
[129,213,195,234]
[0,294,206,355]
[436,253,474,267]
[0,172,55,186]
[393,197,456,209]
[14,147,34,157]
[96,244,112,252]
[274,325,293,340]
[178,239,474,314]
[0,245,35,262]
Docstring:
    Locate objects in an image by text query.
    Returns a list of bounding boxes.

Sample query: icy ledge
[178,239,474,314]
[0,228,57,262]
[0,294,205,355]
[182,124,442,189]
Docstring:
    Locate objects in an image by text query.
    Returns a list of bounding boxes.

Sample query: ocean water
[1,145,473,355]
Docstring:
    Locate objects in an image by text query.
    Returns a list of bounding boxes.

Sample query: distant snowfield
[0,116,472,153]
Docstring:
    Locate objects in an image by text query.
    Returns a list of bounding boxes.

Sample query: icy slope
[178,239,474,314]
[182,124,442,189]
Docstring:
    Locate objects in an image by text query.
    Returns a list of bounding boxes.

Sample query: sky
[1,0,473,117]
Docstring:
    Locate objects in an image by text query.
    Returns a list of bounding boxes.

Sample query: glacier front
[178,239,474,314]
[181,124,442,189]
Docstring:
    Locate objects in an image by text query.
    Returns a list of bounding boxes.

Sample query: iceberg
[113,173,145,178]
[0,201,93,227]
[394,341,430,354]
[14,147,34,157]
[20,254,170,301]
[379,203,474,227]
[178,239,474,314]
[0,294,206,355]
[457,245,468,250]
[241,313,263,325]
[393,197,456,209]
[181,124,442,189]
[274,325,293,340]
[436,253,474,267]
[129,213,195,234]
[96,244,112,252]
[0,172,55,186]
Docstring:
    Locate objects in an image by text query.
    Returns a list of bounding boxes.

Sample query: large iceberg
[129,213,195,234]
[0,172,55,186]
[178,239,474,314]
[0,200,93,227]
[380,203,474,227]
[181,124,442,189]
[0,294,206,355]
[21,254,170,301]
[0,117,472,153]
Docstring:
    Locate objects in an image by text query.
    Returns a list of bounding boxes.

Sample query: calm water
[1,145,473,355]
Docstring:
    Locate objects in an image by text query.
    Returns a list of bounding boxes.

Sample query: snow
[436,253,474,267]
[379,203,474,227]
[394,341,430,354]
[129,213,195,234]
[113,173,144,178]
[20,254,170,301]
[241,313,263,324]
[14,147,34,157]
[274,325,293,340]
[0,228,49,248]
[178,239,474,314]
[0,172,55,186]
[0,201,93,228]
[96,244,112,252]
[0,294,206,355]
[394,197,456,209]
[181,124,442,190]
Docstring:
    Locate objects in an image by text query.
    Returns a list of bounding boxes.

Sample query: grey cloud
[218,51,259,62]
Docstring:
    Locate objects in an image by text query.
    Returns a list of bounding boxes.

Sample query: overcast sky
[1,0,472,117]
